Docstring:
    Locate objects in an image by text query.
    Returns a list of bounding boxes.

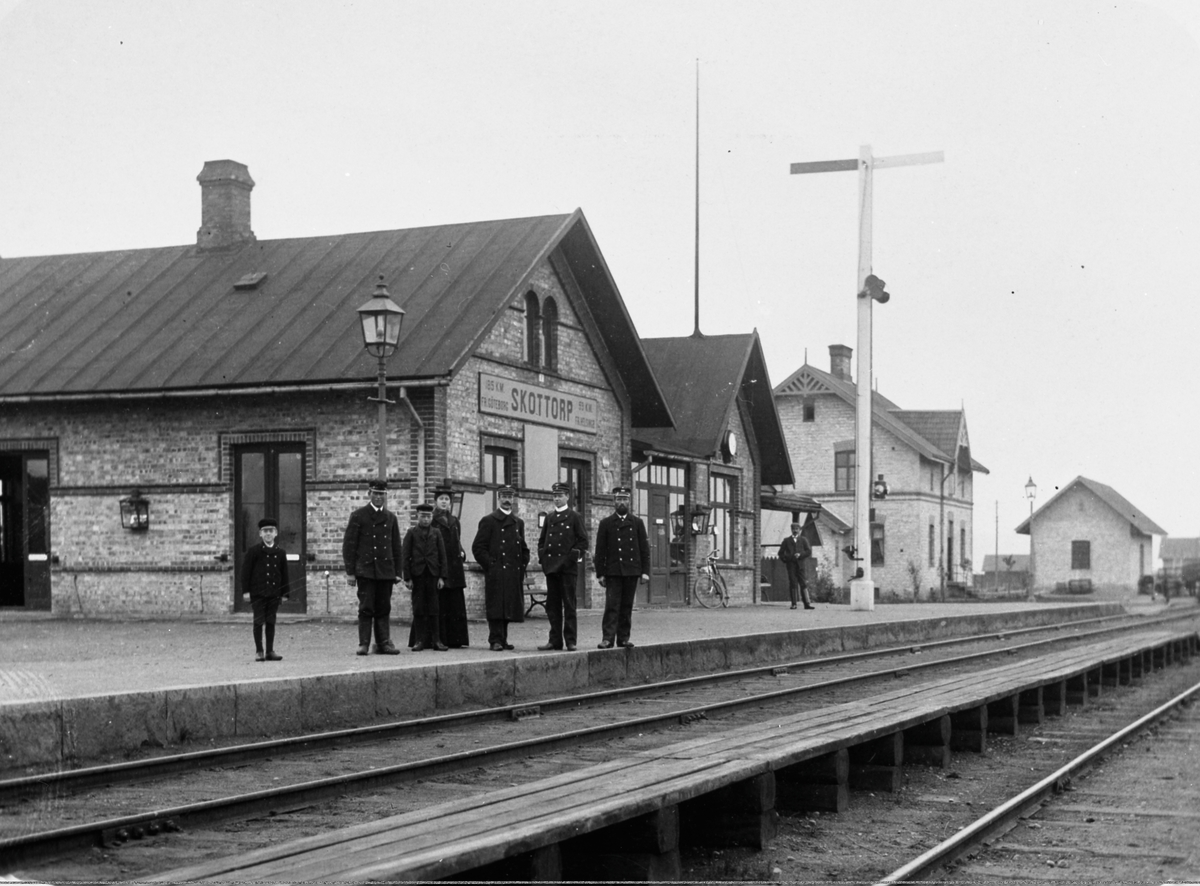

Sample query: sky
[1,0,1197,567]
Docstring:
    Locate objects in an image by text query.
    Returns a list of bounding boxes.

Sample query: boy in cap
[343,479,404,655]
[471,484,530,651]
[779,522,815,610]
[593,486,649,648]
[402,503,449,651]
[240,517,291,661]
[537,481,589,652]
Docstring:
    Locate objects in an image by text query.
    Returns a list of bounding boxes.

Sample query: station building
[0,160,673,617]
[632,333,794,606]
[770,345,988,599]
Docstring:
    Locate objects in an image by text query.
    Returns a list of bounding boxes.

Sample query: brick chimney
[829,344,853,382]
[196,160,255,251]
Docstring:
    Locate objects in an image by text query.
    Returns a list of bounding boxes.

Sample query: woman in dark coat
[432,485,470,647]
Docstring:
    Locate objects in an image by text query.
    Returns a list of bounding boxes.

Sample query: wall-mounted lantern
[119,490,150,531]
[672,503,713,537]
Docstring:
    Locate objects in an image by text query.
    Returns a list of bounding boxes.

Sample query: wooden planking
[156,627,1198,882]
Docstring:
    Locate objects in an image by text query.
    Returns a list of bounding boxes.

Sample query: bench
[154,629,1198,882]
[524,578,547,616]
[1067,578,1094,594]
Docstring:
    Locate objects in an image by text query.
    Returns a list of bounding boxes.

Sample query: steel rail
[0,609,1191,806]
[2,622,1194,870]
[874,677,1200,885]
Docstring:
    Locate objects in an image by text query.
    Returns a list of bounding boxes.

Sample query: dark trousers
[601,575,639,644]
[410,574,440,647]
[544,572,577,648]
[786,562,812,607]
[487,619,509,647]
[251,597,281,626]
[356,577,395,620]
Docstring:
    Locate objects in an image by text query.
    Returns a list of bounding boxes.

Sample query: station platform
[0,598,1180,773]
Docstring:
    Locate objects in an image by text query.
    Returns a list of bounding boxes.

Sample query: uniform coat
[593,513,651,577]
[779,533,813,606]
[402,523,449,581]
[342,505,403,580]
[537,507,589,575]
[241,542,292,601]
[472,508,530,621]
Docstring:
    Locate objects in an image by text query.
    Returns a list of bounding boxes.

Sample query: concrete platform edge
[0,603,1122,772]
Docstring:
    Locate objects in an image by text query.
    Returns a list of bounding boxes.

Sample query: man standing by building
[537,481,589,652]
[472,484,530,652]
[593,486,649,649]
[402,502,449,652]
[779,522,815,610]
[343,479,403,655]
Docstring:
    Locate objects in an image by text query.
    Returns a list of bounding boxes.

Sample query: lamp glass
[356,281,406,358]
[1025,477,1037,500]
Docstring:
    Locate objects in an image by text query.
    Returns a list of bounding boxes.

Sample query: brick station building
[0,160,672,617]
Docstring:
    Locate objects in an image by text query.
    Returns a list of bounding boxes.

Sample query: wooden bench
[154,629,1198,882]
[524,577,547,617]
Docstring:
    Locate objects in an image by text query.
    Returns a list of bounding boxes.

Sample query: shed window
[542,296,559,372]
[1071,540,1091,570]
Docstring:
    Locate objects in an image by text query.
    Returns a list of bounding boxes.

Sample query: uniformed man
[592,486,650,649]
[537,481,589,652]
[471,485,530,651]
[779,522,815,610]
[342,479,404,655]
[402,503,449,652]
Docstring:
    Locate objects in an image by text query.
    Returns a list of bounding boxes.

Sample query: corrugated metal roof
[1016,476,1167,537]
[0,210,673,428]
[633,332,793,486]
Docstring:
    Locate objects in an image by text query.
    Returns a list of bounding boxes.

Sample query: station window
[928,523,936,567]
[524,292,541,367]
[542,296,559,372]
[802,399,815,422]
[710,474,736,562]
[1071,540,1091,570]
[871,523,885,566]
[834,450,855,492]
[483,445,517,507]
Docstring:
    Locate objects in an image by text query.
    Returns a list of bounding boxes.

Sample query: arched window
[541,296,558,372]
[524,292,540,366]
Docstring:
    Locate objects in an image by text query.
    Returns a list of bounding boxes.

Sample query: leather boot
[356,618,372,656]
[374,617,400,654]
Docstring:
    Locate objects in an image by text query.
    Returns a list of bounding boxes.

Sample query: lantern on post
[356,277,406,484]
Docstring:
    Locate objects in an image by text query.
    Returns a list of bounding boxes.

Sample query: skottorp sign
[478,373,599,434]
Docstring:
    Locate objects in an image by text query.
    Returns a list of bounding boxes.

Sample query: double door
[234,444,306,612]
[0,452,50,610]
[559,458,590,602]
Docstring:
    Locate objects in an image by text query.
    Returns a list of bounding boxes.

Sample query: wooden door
[0,453,50,610]
[559,459,590,602]
[646,491,670,604]
[234,444,306,612]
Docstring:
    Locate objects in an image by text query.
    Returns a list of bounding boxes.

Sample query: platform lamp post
[1024,476,1037,598]
[357,277,406,484]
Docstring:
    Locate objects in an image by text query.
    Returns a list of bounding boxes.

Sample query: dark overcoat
[471,509,530,621]
[240,542,292,601]
[779,534,811,581]
[402,524,448,581]
[342,505,403,581]
[537,507,589,576]
[432,510,467,589]
[593,513,650,577]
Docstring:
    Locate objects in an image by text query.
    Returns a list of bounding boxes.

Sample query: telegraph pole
[790,145,943,610]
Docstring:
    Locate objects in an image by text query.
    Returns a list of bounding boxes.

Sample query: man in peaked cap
[471,484,530,651]
[593,486,649,649]
[343,479,404,655]
[779,521,815,610]
[536,481,589,652]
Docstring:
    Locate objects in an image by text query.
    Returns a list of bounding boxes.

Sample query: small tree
[906,559,923,600]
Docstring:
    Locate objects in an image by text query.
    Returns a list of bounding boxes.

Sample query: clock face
[722,430,737,462]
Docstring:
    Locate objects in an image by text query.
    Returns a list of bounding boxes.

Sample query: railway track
[2,610,1197,880]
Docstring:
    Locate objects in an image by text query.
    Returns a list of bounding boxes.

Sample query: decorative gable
[776,368,834,397]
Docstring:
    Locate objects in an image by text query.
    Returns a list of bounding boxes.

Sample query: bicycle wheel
[713,571,729,607]
[693,569,719,608]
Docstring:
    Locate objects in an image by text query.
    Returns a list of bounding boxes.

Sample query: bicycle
[693,548,729,608]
